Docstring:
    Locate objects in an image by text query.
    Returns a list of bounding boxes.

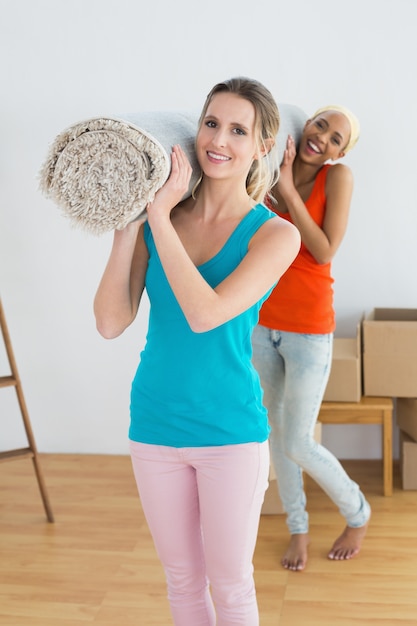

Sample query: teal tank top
[129,203,276,447]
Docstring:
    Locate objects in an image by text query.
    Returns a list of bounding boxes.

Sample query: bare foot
[281,533,309,571]
[328,521,369,561]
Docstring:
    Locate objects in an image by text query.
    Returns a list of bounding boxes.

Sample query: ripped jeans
[252,325,371,535]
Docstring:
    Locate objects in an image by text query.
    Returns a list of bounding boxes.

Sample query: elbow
[314,250,335,265]
[188,320,213,334]
[314,242,338,265]
[94,301,133,339]
[187,312,219,334]
[95,313,127,339]
[316,255,332,265]
[95,321,123,340]
[185,298,226,333]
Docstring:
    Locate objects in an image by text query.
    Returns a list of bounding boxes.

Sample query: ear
[256,137,275,159]
[332,150,346,161]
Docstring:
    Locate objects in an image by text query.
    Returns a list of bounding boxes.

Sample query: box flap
[368,308,417,322]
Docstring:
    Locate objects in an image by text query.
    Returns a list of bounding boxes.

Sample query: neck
[194,178,254,220]
[292,157,323,188]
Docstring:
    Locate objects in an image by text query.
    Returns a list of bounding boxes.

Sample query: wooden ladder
[0,298,54,522]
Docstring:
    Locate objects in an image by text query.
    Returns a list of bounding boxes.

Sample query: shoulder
[248,212,300,275]
[321,164,354,221]
[271,212,300,240]
[253,202,297,234]
[325,163,353,188]
[253,208,300,249]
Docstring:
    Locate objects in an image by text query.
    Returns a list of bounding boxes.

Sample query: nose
[212,127,227,148]
[314,129,328,149]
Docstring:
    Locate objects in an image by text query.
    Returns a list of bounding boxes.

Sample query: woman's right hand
[277,135,297,197]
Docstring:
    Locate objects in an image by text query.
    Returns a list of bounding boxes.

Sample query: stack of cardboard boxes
[261,308,417,514]
[362,308,417,490]
[316,307,417,490]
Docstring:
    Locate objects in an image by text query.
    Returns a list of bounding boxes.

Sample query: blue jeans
[252,325,371,535]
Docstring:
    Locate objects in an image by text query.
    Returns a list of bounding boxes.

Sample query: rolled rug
[276,103,308,160]
[39,104,307,236]
[39,111,200,235]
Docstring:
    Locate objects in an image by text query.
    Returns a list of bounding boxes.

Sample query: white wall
[1,0,416,458]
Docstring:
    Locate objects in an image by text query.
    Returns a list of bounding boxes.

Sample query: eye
[315,120,324,129]
[205,120,217,128]
[233,127,246,136]
[331,136,341,146]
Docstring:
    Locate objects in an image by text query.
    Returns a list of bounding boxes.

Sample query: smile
[207,151,231,162]
[307,140,321,154]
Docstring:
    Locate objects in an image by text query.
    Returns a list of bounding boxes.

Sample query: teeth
[308,141,320,153]
[208,151,230,161]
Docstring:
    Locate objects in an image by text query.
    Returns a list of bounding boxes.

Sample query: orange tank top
[259,164,335,334]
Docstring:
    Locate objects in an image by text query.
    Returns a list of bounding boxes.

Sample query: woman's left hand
[147,144,192,221]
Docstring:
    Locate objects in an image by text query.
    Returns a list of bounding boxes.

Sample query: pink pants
[129,440,269,626]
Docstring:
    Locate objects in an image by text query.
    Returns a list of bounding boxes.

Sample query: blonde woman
[94,77,300,625]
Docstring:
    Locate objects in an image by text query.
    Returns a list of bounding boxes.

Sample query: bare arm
[93,218,149,339]
[147,146,301,333]
[276,136,353,265]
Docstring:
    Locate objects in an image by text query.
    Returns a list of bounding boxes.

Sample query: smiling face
[300,111,351,163]
[196,91,260,183]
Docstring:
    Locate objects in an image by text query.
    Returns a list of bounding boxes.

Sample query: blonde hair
[311,104,360,153]
[192,77,280,203]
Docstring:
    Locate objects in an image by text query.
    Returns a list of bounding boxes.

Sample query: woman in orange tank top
[252,105,371,571]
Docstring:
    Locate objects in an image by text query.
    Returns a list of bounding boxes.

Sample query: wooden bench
[318,396,394,496]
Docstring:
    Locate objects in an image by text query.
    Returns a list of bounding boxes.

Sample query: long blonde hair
[192,77,280,203]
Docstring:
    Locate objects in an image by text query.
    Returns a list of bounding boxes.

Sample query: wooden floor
[0,455,416,625]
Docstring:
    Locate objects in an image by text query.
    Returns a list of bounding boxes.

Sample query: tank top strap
[230,203,276,256]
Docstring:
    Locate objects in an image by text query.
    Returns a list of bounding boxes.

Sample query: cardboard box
[400,430,417,490]
[397,398,417,441]
[261,422,322,514]
[261,477,284,515]
[363,308,417,397]
[323,322,362,402]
